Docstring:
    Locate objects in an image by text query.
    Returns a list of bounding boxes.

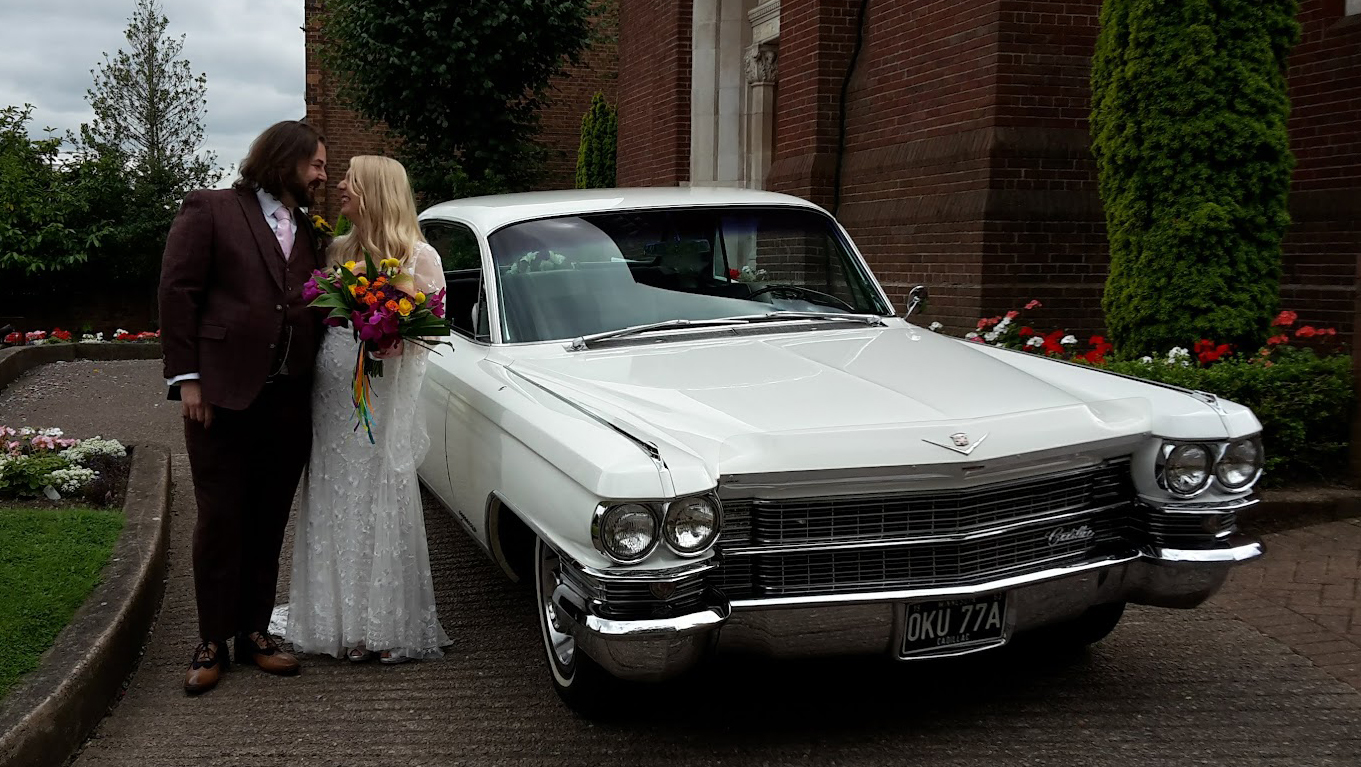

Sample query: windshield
[487,206,892,343]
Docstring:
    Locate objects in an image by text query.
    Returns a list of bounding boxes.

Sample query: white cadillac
[414,187,1264,712]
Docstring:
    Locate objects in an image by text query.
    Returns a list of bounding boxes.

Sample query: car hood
[504,326,1238,492]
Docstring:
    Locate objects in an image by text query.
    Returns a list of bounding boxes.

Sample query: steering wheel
[746,284,858,313]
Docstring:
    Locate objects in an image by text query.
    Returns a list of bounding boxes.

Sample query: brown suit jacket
[159,187,327,410]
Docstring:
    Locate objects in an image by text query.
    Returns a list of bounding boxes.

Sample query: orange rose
[385,300,399,312]
[364,293,379,306]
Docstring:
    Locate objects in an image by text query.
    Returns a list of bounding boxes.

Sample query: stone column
[745,45,778,189]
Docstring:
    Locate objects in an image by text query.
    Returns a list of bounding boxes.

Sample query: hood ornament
[923,431,988,456]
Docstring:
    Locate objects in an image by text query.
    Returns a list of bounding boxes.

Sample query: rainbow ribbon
[352,343,376,444]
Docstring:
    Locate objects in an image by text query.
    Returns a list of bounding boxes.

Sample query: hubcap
[538,542,575,670]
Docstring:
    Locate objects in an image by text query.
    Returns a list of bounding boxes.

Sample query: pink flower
[1005,310,1019,320]
[1025,300,1042,310]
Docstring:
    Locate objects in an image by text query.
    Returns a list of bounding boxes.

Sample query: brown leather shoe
[235,631,301,675]
[184,640,228,694]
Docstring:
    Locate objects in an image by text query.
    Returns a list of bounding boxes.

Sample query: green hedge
[575,92,617,189]
[1091,0,1300,358]
[1104,352,1352,486]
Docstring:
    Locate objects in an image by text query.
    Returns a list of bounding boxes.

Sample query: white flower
[115,328,128,337]
[19,427,35,437]
[1139,356,1153,363]
[96,332,105,342]
[984,331,999,342]
[40,428,63,437]
[995,317,1011,332]
[965,331,979,339]
[1061,335,1078,345]
[1166,347,1190,364]
[1026,336,1044,348]
[61,437,127,464]
[44,466,98,494]
[928,322,943,332]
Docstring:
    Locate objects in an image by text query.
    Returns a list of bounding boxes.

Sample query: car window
[423,220,481,272]
[486,207,891,344]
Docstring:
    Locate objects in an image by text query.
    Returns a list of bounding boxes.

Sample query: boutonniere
[309,214,336,238]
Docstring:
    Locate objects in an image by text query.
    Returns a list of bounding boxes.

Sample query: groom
[159,120,329,694]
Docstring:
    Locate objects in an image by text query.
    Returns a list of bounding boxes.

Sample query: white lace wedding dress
[283,241,451,660]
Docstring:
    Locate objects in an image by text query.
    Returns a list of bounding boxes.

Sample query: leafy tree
[1091,0,1300,358]
[575,92,617,189]
[0,106,107,275]
[86,0,218,197]
[320,0,600,201]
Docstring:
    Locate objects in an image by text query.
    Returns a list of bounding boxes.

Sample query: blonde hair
[329,155,426,267]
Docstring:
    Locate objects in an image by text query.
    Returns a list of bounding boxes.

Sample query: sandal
[346,645,375,663]
[379,650,412,665]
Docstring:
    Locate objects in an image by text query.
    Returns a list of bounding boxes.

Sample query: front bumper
[550,536,1261,681]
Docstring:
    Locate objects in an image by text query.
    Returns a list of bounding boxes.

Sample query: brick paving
[3,359,1360,766]
[1214,519,1361,692]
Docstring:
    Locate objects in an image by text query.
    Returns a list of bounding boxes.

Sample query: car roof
[417,186,828,232]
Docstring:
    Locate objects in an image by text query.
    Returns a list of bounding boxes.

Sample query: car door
[418,219,494,537]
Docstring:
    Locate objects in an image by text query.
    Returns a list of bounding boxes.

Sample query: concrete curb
[0,445,172,767]
[1243,489,1361,536]
[0,343,161,392]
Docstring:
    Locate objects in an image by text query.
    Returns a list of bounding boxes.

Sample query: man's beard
[286,175,317,208]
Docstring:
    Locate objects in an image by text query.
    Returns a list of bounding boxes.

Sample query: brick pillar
[617,0,694,187]
[764,0,863,210]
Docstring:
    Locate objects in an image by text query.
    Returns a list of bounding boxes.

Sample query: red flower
[1196,343,1233,366]
[3,332,20,345]
[728,268,740,279]
[1025,300,1042,310]
[1320,327,1338,336]
[1089,335,1106,347]
[1266,334,1289,346]
[1005,310,1019,320]
[53,329,72,341]
[1193,338,1215,354]
[1273,310,1297,328]
[1018,326,1034,337]
[1041,330,1065,355]
[1295,326,1317,338]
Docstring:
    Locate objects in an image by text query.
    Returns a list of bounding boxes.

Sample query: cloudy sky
[0,0,305,187]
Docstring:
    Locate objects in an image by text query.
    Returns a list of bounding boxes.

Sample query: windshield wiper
[568,318,752,351]
[720,310,887,326]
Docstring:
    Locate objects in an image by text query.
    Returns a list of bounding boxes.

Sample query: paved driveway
[2,360,1358,766]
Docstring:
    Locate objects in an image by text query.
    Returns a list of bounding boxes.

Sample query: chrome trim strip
[1142,537,1263,564]
[574,557,717,583]
[1142,496,1260,514]
[581,608,729,639]
[727,551,1142,610]
[720,500,1130,556]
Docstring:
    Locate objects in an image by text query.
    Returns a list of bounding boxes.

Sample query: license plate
[901,593,1008,656]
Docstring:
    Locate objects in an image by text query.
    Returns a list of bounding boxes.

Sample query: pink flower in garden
[0,426,13,438]
[1025,300,1042,310]
[1273,310,1297,328]
[1005,310,1019,320]
[1295,326,1317,338]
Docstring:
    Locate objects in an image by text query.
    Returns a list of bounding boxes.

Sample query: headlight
[663,495,720,555]
[1162,443,1213,496]
[594,503,658,563]
[1216,437,1264,489]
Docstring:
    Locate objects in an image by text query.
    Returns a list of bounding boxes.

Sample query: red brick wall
[1281,1,1361,333]
[612,0,1359,342]
[616,0,693,187]
[826,0,1004,332]
[304,0,619,222]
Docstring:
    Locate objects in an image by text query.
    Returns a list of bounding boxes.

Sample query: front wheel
[535,537,617,715]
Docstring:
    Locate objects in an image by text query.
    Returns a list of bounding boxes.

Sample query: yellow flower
[357,276,369,287]
[397,298,414,317]
[414,292,426,304]
[348,285,359,296]
[343,260,358,272]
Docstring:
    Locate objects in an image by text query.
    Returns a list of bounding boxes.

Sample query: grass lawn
[0,506,124,700]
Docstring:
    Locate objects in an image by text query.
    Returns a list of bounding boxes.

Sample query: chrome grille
[712,460,1135,599]
[1133,509,1237,548]
[721,461,1130,550]
[562,566,707,619]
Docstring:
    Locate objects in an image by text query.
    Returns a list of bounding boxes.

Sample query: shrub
[940,301,1353,487]
[1091,0,1301,358]
[575,92,617,189]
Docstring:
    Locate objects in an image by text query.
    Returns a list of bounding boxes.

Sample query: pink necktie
[272,206,293,259]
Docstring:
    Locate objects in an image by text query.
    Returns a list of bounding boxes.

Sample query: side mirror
[903,285,928,317]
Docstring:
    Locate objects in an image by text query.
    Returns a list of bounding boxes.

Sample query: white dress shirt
[166,189,298,387]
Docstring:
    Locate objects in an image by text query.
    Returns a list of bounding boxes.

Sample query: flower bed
[2,328,160,347]
[936,302,1353,487]
[0,428,131,506]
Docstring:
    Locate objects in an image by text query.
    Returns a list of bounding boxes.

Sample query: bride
[285,155,451,664]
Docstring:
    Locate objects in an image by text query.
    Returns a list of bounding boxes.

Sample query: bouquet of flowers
[303,251,451,442]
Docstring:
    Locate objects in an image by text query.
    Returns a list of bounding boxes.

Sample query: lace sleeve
[413,241,446,297]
